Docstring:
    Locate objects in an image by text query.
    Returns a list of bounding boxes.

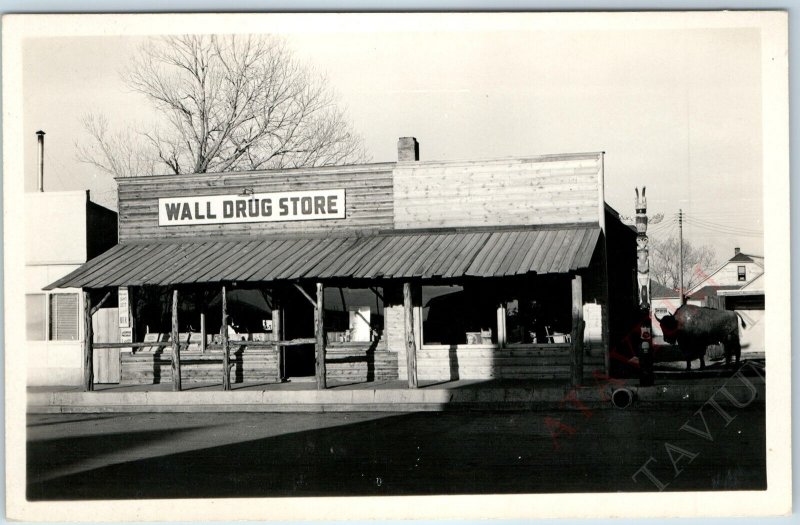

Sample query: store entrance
[282,290,316,380]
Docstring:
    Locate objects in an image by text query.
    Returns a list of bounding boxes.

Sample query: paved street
[27,405,766,500]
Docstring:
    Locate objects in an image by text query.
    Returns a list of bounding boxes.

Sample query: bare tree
[76,114,157,179]
[650,235,718,294]
[77,34,367,177]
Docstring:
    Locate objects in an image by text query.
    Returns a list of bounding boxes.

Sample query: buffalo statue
[655,304,747,370]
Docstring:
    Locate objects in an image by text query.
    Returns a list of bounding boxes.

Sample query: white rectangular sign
[120,328,133,343]
[158,189,346,226]
[118,287,130,328]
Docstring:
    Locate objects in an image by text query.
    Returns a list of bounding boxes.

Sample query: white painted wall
[25,191,88,265]
[736,309,765,354]
[26,191,89,386]
[688,260,764,292]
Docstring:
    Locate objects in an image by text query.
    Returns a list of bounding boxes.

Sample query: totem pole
[635,187,654,386]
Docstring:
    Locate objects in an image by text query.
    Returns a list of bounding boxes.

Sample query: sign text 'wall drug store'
[158,189,346,226]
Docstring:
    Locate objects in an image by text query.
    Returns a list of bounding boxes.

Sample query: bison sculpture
[655,304,746,370]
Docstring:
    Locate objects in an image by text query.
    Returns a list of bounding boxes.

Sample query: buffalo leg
[727,337,742,366]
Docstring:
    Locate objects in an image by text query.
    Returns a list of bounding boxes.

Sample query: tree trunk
[83,290,94,392]
[570,276,584,387]
[272,293,283,381]
[171,289,182,391]
[315,283,327,390]
[200,311,206,353]
[404,282,418,388]
[221,285,230,391]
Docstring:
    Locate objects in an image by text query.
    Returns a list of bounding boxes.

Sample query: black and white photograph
[3,11,791,521]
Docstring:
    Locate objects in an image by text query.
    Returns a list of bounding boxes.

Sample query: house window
[26,294,47,340]
[421,284,496,345]
[737,265,746,282]
[48,293,80,340]
[26,292,80,341]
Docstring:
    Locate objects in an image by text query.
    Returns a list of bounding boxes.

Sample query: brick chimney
[734,247,741,256]
[397,137,419,162]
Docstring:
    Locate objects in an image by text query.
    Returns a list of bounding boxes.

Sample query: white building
[717,273,765,355]
[687,248,764,307]
[25,190,117,385]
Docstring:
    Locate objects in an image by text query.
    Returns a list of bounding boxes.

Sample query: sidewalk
[28,363,765,413]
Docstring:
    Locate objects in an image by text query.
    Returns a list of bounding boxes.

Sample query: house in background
[26,190,118,385]
[687,248,764,308]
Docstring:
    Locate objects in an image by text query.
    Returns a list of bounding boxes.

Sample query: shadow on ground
[28,403,766,500]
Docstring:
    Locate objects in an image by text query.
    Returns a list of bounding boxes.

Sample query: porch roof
[45,225,600,289]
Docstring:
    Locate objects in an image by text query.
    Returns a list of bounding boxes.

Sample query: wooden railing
[93,338,316,349]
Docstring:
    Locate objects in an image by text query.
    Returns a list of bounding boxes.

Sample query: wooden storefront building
[46,138,637,390]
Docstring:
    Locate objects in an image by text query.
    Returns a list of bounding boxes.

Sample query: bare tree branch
[76,34,368,178]
[650,235,718,294]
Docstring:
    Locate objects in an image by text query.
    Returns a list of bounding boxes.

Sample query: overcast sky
[22,22,765,260]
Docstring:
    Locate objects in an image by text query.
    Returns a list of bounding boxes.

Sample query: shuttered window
[26,294,47,340]
[49,293,79,341]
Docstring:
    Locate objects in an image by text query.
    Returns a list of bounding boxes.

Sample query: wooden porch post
[315,283,327,389]
[570,275,585,387]
[221,284,231,390]
[171,289,182,391]
[82,290,94,392]
[403,282,418,388]
[272,292,283,380]
[496,303,507,347]
[200,312,207,353]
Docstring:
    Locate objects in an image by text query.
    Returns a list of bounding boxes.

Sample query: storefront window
[504,297,543,345]
[324,286,384,342]
[503,277,572,345]
[26,293,46,341]
[422,284,496,345]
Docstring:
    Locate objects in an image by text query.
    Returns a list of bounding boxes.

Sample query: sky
[21,22,765,261]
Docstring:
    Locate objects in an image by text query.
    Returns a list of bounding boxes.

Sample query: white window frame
[26,290,83,342]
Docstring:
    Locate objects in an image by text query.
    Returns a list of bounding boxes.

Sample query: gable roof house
[687,248,764,308]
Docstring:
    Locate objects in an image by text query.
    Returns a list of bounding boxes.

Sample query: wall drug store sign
[158,189,346,226]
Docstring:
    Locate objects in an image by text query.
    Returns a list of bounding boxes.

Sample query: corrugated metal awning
[45,225,600,289]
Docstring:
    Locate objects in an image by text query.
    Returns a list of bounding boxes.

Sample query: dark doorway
[282,288,316,380]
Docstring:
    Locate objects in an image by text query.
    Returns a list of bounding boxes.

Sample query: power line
[687,219,764,237]
[683,215,763,235]
[682,215,763,234]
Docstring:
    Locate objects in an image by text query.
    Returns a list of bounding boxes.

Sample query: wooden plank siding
[393,154,603,229]
[116,153,602,241]
[117,164,395,242]
[416,345,605,381]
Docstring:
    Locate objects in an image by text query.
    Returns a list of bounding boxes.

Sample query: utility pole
[678,209,684,304]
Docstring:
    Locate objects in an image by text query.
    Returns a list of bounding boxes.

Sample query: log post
[200,312,206,353]
[403,282,418,388]
[496,303,506,347]
[315,283,327,389]
[221,285,231,390]
[272,293,283,381]
[570,275,585,387]
[82,290,94,392]
[171,289,182,391]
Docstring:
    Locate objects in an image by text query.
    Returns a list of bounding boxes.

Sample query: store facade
[47,138,638,389]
